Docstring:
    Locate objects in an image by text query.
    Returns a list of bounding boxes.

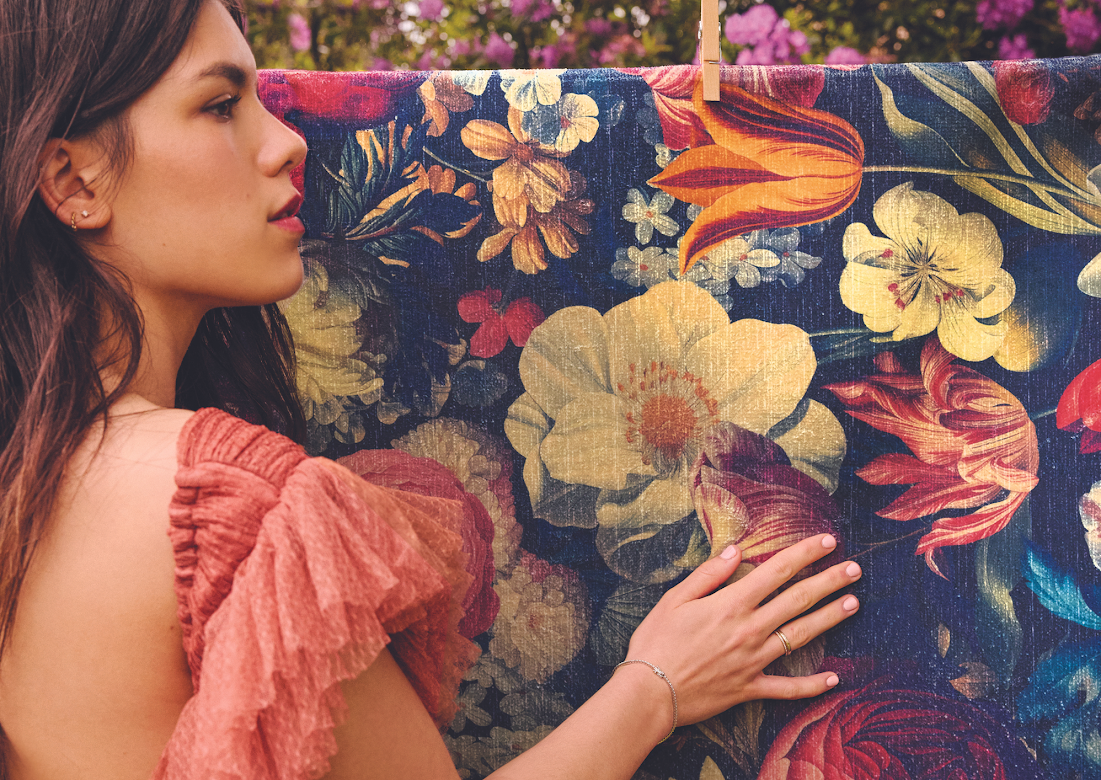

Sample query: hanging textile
[261,58,1101,779]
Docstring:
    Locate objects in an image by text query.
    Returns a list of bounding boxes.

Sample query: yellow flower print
[504,281,845,582]
[461,115,571,225]
[279,262,384,445]
[840,182,1016,362]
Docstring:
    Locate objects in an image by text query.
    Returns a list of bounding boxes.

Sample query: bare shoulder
[0,398,196,780]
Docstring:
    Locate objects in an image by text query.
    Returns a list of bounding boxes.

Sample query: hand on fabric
[621,534,860,727]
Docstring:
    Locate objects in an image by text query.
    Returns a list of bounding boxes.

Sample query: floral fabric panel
[262,58,1101,779]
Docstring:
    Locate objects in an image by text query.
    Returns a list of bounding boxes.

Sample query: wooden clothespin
[700,0,720,101]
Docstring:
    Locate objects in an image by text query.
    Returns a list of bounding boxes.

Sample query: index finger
[717,533,839,608]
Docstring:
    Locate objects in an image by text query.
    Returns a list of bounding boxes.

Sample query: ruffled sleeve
[153,408,478,780]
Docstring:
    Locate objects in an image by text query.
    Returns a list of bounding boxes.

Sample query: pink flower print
[458,288,546,358]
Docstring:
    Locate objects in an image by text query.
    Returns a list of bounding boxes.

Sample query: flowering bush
[243,1,1097,73]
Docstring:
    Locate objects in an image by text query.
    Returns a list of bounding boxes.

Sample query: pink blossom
[725,3,780,46]
[825,45,866,65]
[1060,4,1101,53]
[484,32,515,67]
[418,50,451,70]
[736,45,776,66]
[531,1,555,22]
[596,34,645,65]
[532,44,561,69]
[586,18,614,37]
[288,13,310,53]
[419,0,445,21]
[976,0,1033,29]
[998,33,1036,59]
[451,39,477,58]
[371,57,394,71]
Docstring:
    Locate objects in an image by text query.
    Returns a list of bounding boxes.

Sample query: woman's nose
[262,110,308,177]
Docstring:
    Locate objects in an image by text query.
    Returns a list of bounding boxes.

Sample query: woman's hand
[621,533,860,727]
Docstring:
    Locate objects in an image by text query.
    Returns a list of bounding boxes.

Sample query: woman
[0,1,862,778]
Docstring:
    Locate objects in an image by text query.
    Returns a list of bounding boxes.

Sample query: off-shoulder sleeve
[153,408,478,780]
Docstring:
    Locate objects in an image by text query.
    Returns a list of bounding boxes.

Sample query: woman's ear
[36,138,112,232]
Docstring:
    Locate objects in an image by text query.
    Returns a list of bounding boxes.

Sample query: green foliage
[244,0,1095,72]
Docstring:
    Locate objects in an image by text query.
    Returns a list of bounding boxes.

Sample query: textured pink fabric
[153,408,477,780]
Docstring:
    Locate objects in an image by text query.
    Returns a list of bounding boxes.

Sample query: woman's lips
[271,215,305,233]
[269,193,304,233]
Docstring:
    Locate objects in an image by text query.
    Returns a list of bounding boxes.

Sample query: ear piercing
[70,210,89,231]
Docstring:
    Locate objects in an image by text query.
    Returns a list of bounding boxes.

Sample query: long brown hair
[0,0,306,662]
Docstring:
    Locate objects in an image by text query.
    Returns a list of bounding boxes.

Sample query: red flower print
[1057,357,1101,453]
[760,670,1036,779]
[826,338,1039,577]
[993,60,1054,125]
[457,288,545,358]
[258,70,420,126]
[691,422,840,574]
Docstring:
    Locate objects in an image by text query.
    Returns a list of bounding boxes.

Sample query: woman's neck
[103,288,208,409]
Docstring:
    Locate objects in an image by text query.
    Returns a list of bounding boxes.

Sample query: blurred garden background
[245,0,1101,72]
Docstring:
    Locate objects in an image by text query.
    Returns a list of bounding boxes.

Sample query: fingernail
[821,534,836,549]
[843,596,859,611]
[720,545,739,560]
[826,674,840,687]
[845,562,861,578]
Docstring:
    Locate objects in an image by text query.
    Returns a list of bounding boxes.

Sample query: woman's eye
[208,95,242,119]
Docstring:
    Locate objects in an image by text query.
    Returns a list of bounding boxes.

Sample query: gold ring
[773,628,793,656]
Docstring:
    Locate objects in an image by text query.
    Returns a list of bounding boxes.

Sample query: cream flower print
[504,281,845,582]
[452,70,491,96]
[655,143,675,169]
[499,70,564,112]
[611,245,678,288]
[1080,481,1101,572]
[840,182,1016,362]
[489,552,590,682]
[522,93,600,154]
[702,230,781,289]
[622,188,679,245]
[280,262,384,447]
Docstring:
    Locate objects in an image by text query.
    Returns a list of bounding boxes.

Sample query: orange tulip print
[649,80,864,274]
[826,338,1038,577]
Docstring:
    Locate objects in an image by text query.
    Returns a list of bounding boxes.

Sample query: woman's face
[96,0,308,313]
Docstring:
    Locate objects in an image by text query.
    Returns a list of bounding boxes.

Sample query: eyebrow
[195,62,250,88]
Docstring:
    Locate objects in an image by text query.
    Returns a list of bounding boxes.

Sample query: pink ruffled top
[153,408,478,779]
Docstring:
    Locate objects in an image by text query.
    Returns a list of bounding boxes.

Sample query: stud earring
[70,210,89,231]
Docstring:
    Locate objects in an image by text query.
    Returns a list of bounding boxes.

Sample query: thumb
[668,545,741,604]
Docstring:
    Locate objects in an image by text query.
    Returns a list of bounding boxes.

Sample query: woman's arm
[484,534,858,780]
[325,533,859,780]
